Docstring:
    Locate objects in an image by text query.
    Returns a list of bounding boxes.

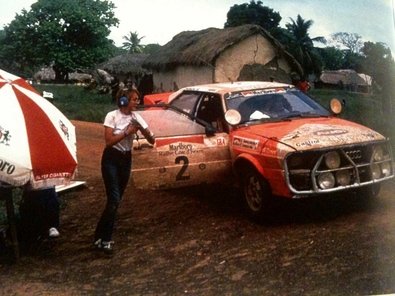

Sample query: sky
[0,0,394,53]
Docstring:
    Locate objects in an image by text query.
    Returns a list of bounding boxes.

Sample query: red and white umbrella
[0,69,77,189]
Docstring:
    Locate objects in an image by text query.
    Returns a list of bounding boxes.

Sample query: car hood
[243,117,385,151]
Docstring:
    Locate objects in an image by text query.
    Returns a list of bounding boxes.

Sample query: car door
[131,107,232,190]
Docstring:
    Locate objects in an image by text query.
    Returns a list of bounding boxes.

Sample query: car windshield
[226,88,330,124]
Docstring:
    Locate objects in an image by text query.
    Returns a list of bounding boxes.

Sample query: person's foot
[101,241,114,255]
[49,227,60,238]
[93,239,114,255]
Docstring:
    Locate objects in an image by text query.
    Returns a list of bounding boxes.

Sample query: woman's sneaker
[49,227,60,238]
[93,239,114,254]
[93,239,103,250]
[101,241,114,255]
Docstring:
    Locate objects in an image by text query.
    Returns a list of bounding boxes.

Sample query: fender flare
[233,153,266,179]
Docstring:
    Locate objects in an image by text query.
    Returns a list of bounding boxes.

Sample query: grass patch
[34,84,115,123]
[309,88,394,147]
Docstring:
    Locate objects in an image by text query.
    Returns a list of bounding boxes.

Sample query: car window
[169,91,201,116]
[135,109,206,137]
[226,88,330,123]
[195,94,226,132]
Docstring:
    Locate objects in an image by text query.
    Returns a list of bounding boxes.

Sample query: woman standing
[94,88,154,254]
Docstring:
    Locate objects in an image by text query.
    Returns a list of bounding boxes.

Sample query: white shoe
[49,227,60,238]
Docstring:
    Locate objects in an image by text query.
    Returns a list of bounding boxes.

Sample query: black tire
[241,169,273,222]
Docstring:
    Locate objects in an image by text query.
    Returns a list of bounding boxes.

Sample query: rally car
[132,81,394,219]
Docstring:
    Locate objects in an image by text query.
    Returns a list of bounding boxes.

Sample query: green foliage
[361,42,394,88]
[122,31,145,53]
[34,84,114,123]
[224,0,281,32]
[317,47,345,70]
[2,0,119,80]
[143,43,162,54]
[285,15,325,77]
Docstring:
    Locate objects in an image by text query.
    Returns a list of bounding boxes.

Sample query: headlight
[371,164,381,179]
[317,172,335,189]
[373,146,384,162]
[381,162,392,177]
[335,170,351,186]
[324,151,341,169]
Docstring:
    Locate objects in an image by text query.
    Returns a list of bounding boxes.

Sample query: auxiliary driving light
[317,172,335,189]
[324,151,341,169]
[373,146,384,162]
[381,162,392,177]
[371,163,381,179]
[335,170,351,186]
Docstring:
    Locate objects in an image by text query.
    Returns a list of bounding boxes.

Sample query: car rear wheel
[242,169,272,221]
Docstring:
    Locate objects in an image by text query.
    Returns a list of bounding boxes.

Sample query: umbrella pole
[0,187,20,262]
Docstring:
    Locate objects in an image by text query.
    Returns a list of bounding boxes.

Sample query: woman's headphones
[117,96,129,108]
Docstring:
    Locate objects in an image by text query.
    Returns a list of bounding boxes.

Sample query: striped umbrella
[0,69,77,189]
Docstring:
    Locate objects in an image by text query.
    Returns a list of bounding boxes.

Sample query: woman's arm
[104,125,138,147]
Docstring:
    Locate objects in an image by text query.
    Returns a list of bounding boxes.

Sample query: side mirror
[224,109,241,126]
[330,98,342,115]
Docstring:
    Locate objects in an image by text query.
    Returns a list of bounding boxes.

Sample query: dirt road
[1,120,395,295]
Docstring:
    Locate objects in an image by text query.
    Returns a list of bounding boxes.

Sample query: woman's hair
[116,88,140,107]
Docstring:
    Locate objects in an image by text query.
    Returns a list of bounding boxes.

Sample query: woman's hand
[124,124,138,137]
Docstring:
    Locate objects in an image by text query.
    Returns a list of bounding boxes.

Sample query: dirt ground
[1,120,395,295]
[0,120,253,295]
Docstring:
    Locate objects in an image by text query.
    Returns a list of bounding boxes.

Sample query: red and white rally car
[132,81,394,219]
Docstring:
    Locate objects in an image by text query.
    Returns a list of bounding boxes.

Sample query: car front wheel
[242,169,272,221]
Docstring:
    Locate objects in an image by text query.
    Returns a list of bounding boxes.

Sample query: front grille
[345,149,363,162]
[285,141,394,195]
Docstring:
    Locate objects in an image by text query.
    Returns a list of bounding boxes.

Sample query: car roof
[168,81,293,102]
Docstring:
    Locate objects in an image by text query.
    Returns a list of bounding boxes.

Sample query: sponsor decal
[34,172,72,181]
[59,120,69,140]
[313,129,348,136]
[216,137,226,146]
[0,159,15,174]
[158,142,203,157]
[231,88,287,99]
[156,136,204,147]
[0,126,11,146]
[281,124,383,150]
[233,136,259,150]
[295,139,320,147]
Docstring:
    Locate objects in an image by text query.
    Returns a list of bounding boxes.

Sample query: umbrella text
[0,159,15,174]
[34,172,72,181]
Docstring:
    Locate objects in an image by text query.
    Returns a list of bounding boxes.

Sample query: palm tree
[285,15,326,77]
[122,31,145,53]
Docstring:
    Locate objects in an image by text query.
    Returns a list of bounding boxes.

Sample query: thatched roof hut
[143,24,301,73]
[319,69,372,92]
[142,24,302,92]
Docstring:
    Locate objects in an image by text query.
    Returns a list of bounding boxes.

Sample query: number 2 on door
[175,156,190,181]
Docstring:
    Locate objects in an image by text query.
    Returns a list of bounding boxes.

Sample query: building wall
[152,66,213,92]
[215,34,291,82]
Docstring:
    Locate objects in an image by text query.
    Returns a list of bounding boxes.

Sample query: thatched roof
[320,70,372,86]
[143,24,302,75]
[98,53,149,76]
